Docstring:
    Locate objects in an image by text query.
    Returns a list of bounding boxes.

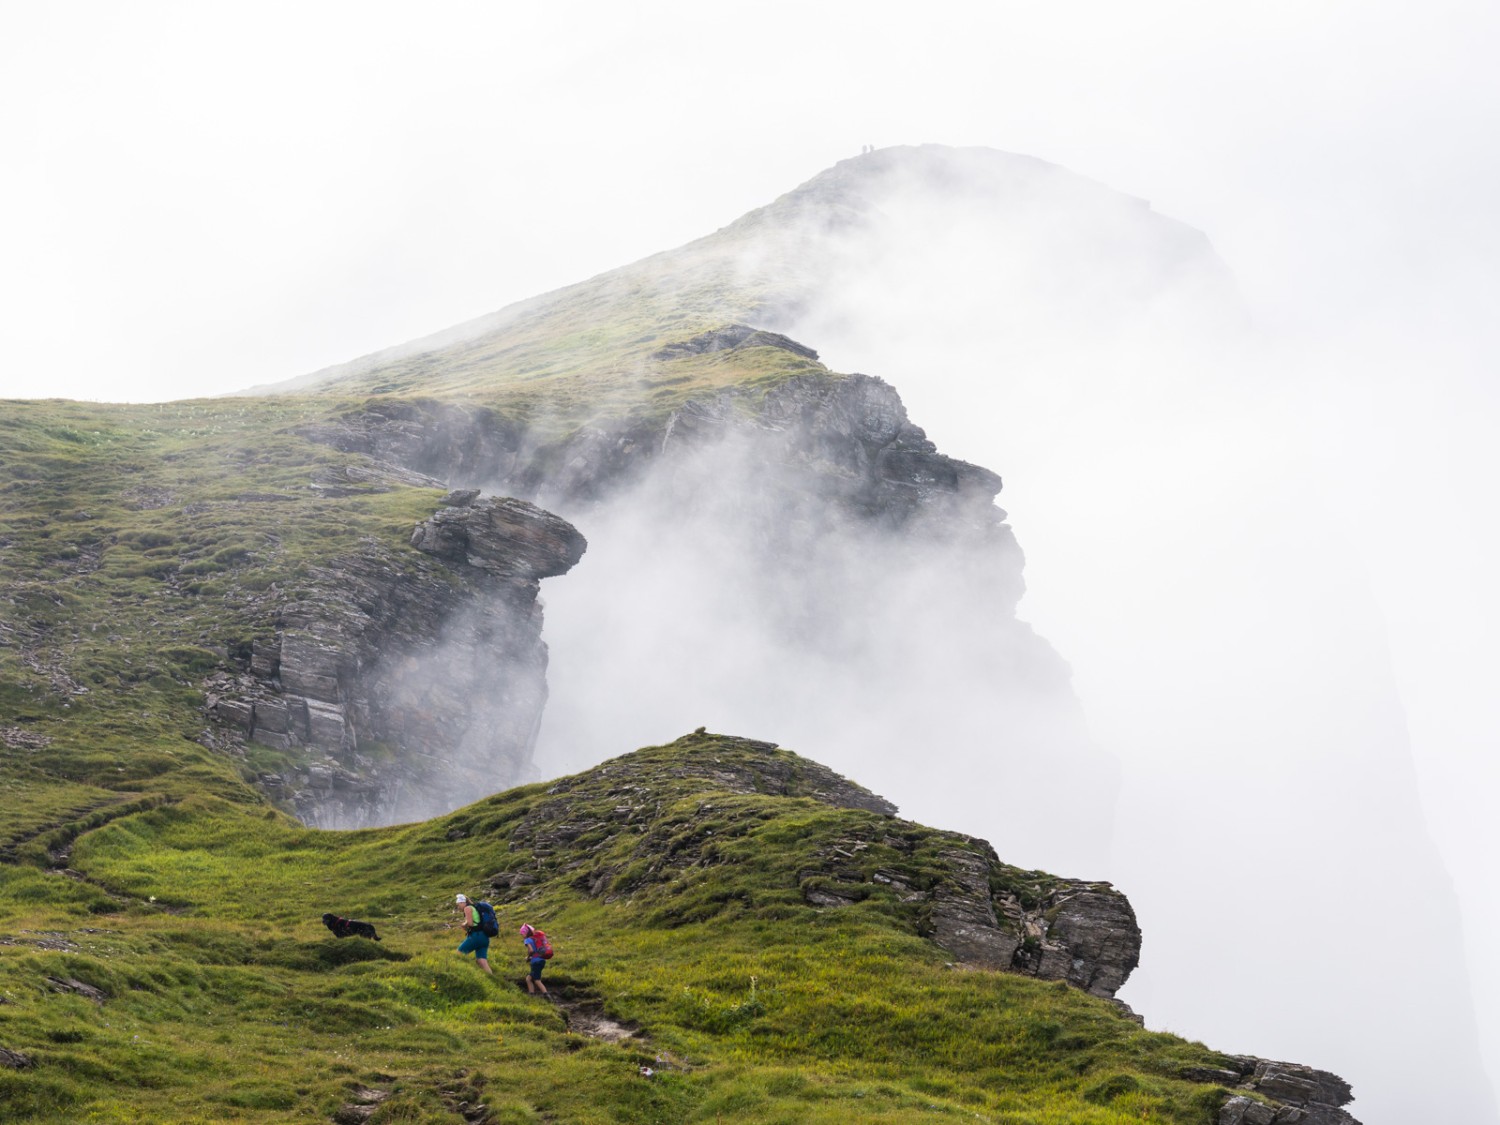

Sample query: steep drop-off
[0,146,1390,1122]
[206,489,585,827]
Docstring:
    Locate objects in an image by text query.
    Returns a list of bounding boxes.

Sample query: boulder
[411,496,587,580]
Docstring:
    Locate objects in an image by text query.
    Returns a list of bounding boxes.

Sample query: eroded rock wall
[204,490,585,826]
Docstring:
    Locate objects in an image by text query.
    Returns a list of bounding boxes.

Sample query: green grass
[0,735,1247,1123]
[0,274,1257,1120]
[0,397,456,831]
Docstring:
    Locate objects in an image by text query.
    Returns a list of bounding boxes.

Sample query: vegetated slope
[0,398,457,815]
[252,144,1232,412]
[1,731,1302,1124]
[0,148,1359,1122]
[0,398,423,808]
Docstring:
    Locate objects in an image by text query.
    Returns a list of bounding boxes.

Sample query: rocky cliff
[295,336,1092,789]
[204,489,585,827]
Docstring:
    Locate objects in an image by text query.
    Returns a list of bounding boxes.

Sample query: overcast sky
[6,2,1494,408]
[5,1,1499,1115]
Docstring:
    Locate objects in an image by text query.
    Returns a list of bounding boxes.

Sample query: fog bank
[531,373,1118,879]
[764,146,1492,1124]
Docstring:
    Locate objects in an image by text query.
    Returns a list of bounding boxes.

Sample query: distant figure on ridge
[454,893,496,974]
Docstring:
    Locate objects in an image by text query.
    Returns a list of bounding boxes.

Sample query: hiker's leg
[477,956,492,974]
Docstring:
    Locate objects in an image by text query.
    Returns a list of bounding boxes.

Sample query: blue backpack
[474,901,499,937]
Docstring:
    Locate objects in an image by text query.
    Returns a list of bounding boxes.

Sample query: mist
[528,374,1118,878]
[7,3,1499,1121]
[758,147,1494,1123]
[465,145,1500,1122]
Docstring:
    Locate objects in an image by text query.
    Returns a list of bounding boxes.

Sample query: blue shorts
[458,930,490,958]
[529,957,546,980]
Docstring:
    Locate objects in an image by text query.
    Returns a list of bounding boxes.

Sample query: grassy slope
[0,174,1256,1120]
[273,186,827,422]
[0,397,448,810]
[0,734,1243,1124]
[0,400,1244,1120]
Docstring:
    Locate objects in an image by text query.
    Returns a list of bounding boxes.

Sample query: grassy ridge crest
[0,733,1249,1123]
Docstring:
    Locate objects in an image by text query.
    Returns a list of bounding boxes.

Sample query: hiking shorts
[529,957,546,981]
[458,930,490,958]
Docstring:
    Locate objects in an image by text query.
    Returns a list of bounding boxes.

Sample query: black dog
[322,912,380,941]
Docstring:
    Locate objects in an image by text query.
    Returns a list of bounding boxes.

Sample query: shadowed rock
[411,495,587,579]
[205,493,586,827]
[1215,1056,1359,1124]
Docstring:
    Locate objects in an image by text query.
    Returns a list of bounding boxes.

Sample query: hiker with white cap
[454,893,492,975]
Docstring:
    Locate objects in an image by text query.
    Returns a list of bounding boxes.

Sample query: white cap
[455,894,467,904]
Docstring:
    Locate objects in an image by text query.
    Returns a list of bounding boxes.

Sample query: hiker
[520,923,549,995]
[454,893,492,975]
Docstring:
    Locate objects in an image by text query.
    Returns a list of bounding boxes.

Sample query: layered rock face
[300,344,1112,872]
[204,491,585,826]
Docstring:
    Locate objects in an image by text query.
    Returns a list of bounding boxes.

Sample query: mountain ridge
[0,145,1376,1122]
[0,728,1360,1123]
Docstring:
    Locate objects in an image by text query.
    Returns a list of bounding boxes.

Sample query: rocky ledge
[299,332,1011,543]
[204,489,585,826]
[1209,1059,1358,1124]
[409,489,586,579]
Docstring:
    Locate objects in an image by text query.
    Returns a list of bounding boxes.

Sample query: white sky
[5,2,1499,1117]
[6,2,1492,408]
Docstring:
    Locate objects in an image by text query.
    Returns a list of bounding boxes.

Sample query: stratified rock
[1033,889,1141,997]
[929,846,1020,967]
[205,492,586,827]
[310,460,445,497]
[1219,1099,1277,1125]
[410,495,587,579]
[46,976,107,1003]
[250,637,280,679]
[1204,1057,1359,1125]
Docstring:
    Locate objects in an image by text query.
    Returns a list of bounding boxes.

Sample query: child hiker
[520,923,549,995]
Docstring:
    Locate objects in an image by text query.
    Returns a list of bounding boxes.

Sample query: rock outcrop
[650,323,820,362]
[488,731,1138,1000]
[1211,1058,1358,1124]
[204,489,585,826]
[300,351,1010,541]
[803,825,1140,1000]
[409,491,586,579]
